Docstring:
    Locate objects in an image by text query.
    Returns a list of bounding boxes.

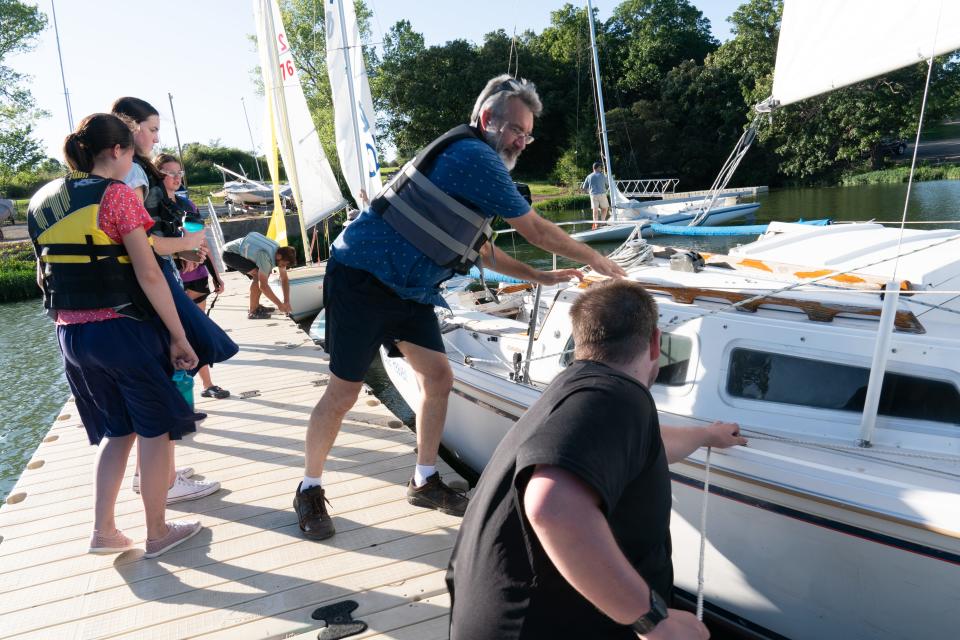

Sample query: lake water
[0,301,70,501]
[2,180,959,502]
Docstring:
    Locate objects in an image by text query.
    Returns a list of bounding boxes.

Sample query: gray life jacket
[371,124,494,275]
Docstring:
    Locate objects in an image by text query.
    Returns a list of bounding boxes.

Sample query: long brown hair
[62,113,135,173]
[111,96,163,183]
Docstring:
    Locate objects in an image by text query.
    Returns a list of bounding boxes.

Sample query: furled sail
[254,0,347,230]
[324,0,382,208]
[770,0,960,107]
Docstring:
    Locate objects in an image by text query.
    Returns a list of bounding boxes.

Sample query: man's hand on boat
[641,609,710,640]
[533,268,585,285]
[704,421,748,449]
[588,254,628,278]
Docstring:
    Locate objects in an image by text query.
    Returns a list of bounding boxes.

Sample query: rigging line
[894,0,944,281]
[739,429,960,466]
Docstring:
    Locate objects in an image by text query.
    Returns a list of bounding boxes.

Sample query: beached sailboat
[254,0,348,321]
[381,2,960,636]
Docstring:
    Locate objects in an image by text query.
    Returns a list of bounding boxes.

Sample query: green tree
[606,0,718,102]
[180,142,267,185]
[714,0,960,181]
[0,0,48,179]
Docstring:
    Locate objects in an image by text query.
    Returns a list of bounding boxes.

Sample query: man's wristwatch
[630,589,668,634]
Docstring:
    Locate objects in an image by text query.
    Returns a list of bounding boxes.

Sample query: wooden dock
[0,272,464,640]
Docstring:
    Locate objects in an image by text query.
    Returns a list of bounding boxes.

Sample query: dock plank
[0,273,462,639]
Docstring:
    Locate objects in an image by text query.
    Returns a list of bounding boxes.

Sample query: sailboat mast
[334,0,369,200]
[241,97,264,181]
[167,92,187,187]
[262,0,312,265]
[586,0,617,220]
[50,0,73,132]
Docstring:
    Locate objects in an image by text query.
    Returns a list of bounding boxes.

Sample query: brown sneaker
[294,482,336,540]
[406,472,469,516]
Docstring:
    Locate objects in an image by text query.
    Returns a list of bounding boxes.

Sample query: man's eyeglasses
[501,123,534,145]
[161,170,185,178]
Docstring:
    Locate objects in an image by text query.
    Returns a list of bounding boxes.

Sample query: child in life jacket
[27,113,205,558]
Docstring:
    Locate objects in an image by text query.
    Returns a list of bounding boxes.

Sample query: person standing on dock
[27,114,206,558]
[446,280,747,640]
[293,74,627,541]
[112,97,237,505]
[220,231,295,319]
[582,161,610,230]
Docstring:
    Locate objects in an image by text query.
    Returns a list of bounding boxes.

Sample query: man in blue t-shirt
[582,161,610,229]
[293,74,627,541]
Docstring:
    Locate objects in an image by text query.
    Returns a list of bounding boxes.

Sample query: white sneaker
[132,467,195,494]
[165,475,220,505]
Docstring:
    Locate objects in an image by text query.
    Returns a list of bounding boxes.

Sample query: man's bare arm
[478,243,583,285]
[524,465,711,639]
[523,464,653,624]
[506,210,626,278]
[660,422,747,464]
[257,271,285,307]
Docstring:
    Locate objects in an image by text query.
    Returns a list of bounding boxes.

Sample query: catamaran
[380,1,960,636]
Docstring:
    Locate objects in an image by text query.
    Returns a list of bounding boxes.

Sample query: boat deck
[0,272,463,640]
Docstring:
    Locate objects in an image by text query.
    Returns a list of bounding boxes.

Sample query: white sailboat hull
[269,263,325,321]
[380,223,960,637]
[382,349,960,639]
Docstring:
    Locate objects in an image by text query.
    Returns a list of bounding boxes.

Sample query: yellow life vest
[27,172,153,318]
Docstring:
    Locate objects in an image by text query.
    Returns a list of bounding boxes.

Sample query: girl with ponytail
[29,113,207,557]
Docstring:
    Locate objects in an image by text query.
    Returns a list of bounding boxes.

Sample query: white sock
[301,475,322,491]
[413,464,436,487]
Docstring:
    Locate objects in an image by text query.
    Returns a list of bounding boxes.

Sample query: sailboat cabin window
[560,333,693,386]
[726,348,960,425]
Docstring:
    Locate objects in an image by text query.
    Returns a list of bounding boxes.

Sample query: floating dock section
[0,272,464,640]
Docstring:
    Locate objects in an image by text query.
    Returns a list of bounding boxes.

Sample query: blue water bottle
[172,370,195,409]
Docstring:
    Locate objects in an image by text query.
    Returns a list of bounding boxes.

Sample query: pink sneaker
[143,520,202,558]
[88,528,134,554]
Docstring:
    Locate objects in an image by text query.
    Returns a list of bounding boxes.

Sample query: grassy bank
[841,163,960,186]
[0,242,38,303]
[534,194,590,211]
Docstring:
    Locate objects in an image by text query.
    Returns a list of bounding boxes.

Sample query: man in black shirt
[446,280,747,639]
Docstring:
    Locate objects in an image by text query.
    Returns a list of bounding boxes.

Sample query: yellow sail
[264,98,288,246]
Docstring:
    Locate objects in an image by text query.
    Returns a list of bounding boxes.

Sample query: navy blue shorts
[323,258,444,382]
[58,317,197,445]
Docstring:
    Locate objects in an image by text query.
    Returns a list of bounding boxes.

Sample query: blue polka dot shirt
[332,138,531,307]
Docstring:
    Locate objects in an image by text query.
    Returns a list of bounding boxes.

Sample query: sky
[9,0,741,162]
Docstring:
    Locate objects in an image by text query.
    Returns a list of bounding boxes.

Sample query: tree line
[3,0,959,200]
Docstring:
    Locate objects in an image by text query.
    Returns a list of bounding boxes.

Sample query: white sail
[771,0,960,107]
[254,0,347,230]
[324,0,382,207]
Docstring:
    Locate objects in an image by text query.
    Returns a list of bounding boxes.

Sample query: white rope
[696,446,712,621]
[893,1,943,282]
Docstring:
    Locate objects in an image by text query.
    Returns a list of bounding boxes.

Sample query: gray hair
[469,74,543,127]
